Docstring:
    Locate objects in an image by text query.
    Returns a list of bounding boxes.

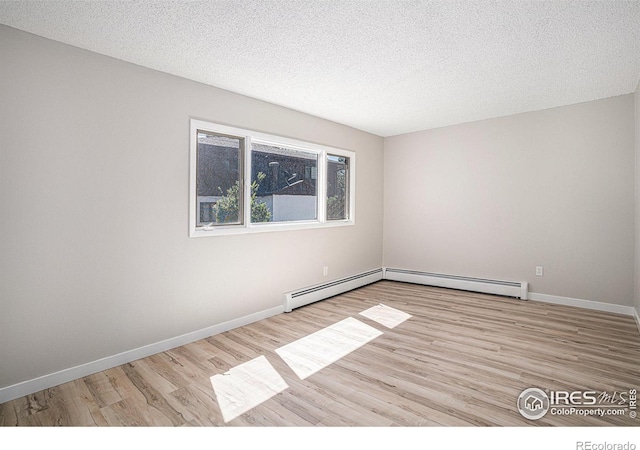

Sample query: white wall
[0,26,384,390]
[384,95,635,306]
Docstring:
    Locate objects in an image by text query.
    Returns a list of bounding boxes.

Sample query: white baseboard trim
[528,292,636,316]
[0,305,284,405]
[380,269,636,318]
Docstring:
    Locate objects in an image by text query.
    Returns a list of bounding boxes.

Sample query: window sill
[189,219,355,238]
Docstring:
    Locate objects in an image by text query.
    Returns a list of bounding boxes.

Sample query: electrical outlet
[536,266,544,277]
[323,266,328,277]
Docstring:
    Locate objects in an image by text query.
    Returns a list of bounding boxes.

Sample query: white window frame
[189,119,355,237]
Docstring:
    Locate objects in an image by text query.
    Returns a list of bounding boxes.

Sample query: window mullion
[317,150,327,223]
[244,136,252,227]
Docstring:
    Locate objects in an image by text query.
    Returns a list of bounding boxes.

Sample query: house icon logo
[517,388,550,420]
[525,395,543,411]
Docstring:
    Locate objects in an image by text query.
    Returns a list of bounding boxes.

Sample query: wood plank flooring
[1,280,639,426]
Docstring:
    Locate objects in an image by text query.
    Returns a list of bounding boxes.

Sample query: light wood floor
[1,281,639,426]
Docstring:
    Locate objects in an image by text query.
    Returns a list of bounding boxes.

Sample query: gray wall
[635,80,640,317]
[384,95,635,306]
[0,26,384,389]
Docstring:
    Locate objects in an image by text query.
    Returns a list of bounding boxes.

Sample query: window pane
[327,154,349,220]
[251,143,318,223]
[196,131,243,225]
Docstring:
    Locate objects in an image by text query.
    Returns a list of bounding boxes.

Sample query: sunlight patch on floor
[275,317,383,380]
[359,303,412,329]
[210,355,288,423]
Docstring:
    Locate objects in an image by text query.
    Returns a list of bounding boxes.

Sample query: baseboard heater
[284,268,384,312]
[383,268,528,300]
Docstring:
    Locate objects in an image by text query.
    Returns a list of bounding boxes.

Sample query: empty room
[1,0,639,443]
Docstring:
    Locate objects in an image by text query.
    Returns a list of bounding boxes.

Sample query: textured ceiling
[1,1,640,137]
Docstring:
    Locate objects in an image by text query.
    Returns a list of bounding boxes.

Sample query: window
[196,132,243,226]
[190,120,355,237]
[326,154,349,221]
[251,143,318,223]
